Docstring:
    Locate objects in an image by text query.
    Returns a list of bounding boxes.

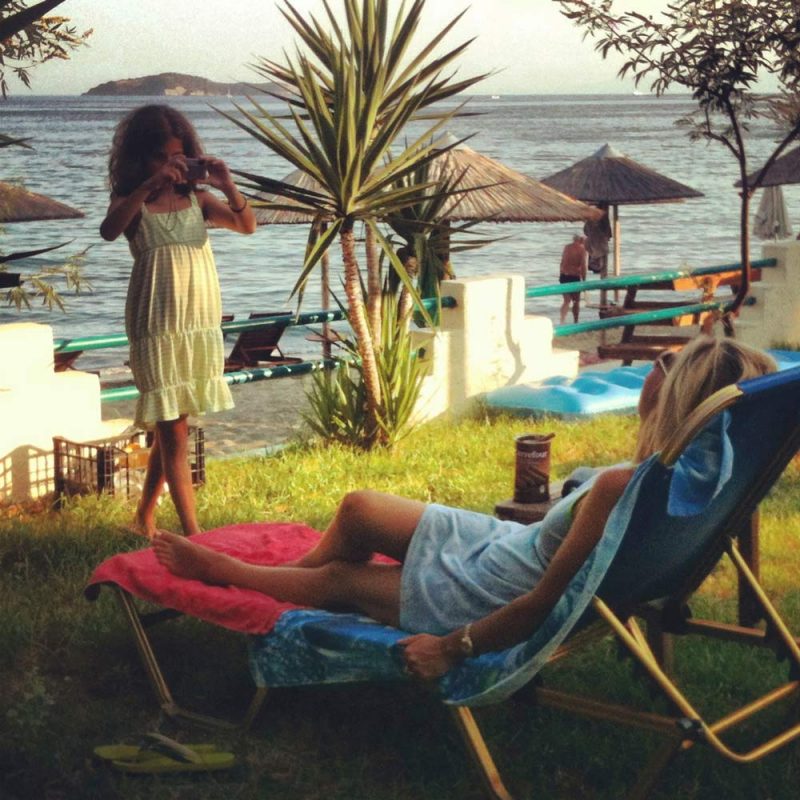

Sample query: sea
[1,93,794,373]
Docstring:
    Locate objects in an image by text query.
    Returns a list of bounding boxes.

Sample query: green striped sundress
[125,191,234,428]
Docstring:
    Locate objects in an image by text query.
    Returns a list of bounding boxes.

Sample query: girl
[153,337,775,678]
[101,104,256,537]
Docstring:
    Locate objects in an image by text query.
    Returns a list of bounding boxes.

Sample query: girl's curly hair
[108,104,204,196]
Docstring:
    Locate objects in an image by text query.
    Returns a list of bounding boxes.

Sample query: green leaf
[289,217,344,299]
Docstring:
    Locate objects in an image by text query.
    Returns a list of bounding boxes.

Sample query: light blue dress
[399,480,595,635]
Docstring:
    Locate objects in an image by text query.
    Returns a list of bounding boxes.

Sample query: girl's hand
[142,156,186,194]
[202,156,234,192]
[398,633,457,680]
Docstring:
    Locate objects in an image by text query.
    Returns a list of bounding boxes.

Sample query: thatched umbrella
[542,144,703,279]
[0,181,84,223]
[736,148,800,241]
[251,141,600,341]
[251,170,335,354]
[0,183,84,293]
[251,169,325,226]
[252,136,599,226]
[738,145,800,188]
[426,133,600,224]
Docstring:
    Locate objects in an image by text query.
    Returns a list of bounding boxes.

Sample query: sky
[17,0,664,96]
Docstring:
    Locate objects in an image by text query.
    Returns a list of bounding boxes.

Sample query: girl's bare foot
[129,508,156,539]
[152,531,228,583]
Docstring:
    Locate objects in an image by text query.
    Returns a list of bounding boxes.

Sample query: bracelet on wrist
[459,623,474,658]
[229,197,248,213]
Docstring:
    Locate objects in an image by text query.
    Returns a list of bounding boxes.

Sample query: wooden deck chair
[53,349,83,371]
[224,311,303,371]
[85,366,800,799]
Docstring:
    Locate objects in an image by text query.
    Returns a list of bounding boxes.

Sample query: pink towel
[85,522,324,634]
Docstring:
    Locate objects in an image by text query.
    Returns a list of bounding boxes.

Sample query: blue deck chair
[92,366,800,799]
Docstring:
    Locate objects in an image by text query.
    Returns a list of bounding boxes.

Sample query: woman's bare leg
[134,431,165,538]
[293,490,426,568]
[157,415,200,536]
[153,532,403,626]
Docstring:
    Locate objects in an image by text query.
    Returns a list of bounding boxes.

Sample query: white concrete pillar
[738,240,800,349]
[410,275,579,421]
[0,322,132,504]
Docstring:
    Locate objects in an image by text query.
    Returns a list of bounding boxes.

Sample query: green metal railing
[54,258,769,403]
[51,296,453,403]
[553,299,756,337]
[100,358,334,402]
[53,296,456,355]
[526,258,777,300]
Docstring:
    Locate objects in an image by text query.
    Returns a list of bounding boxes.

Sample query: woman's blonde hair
[635,336,777,461]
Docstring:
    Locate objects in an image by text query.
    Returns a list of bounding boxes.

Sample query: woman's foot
[152,531,228,583]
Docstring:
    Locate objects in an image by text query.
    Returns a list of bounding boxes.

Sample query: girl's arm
[399,466,633,679]
[197,157,256,235]
[99,160,185,241]
[100,185,153,242]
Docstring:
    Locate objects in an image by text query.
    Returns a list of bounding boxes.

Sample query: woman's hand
[399,633,457,680]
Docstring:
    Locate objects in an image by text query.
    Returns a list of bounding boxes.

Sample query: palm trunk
[341,225,383,446]
[398,251,418,326]
[365,223,382,346]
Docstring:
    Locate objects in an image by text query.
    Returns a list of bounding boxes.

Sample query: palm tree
[220,0,484,446]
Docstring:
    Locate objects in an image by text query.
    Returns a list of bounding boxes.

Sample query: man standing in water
[559,234,588,324]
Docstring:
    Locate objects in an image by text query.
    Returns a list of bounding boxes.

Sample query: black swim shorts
[559,274,581,299]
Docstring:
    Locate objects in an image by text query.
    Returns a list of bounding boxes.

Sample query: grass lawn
[1,411,798,800]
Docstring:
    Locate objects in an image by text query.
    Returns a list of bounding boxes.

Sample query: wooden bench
[596,267,761,364]
[597,335,691,364]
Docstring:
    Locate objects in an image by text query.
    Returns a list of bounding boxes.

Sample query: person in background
[559,233,588,323]
[100,104,256,538]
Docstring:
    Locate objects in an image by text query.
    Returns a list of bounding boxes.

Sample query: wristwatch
[459,623,474,658]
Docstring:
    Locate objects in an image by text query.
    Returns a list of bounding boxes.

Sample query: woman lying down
[153,337,775,681]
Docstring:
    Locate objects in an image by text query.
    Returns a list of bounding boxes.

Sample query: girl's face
[145,136,184,177]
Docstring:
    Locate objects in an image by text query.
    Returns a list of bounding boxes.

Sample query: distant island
[84,72,281,97]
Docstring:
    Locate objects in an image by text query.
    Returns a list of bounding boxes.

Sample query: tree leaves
[558,0,800,316]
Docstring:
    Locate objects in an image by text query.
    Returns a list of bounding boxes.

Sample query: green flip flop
[95,732,231,772]
[111,749,236,775]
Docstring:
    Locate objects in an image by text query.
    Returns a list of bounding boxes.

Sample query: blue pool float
[485,350,798,418]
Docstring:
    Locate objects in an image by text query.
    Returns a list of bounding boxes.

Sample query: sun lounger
[86,365,800,798]
[53,349,84,371]
[224,311,303,371]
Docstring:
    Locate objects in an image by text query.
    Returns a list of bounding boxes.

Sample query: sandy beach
[102,372,317,459]
[100,330,621,459]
